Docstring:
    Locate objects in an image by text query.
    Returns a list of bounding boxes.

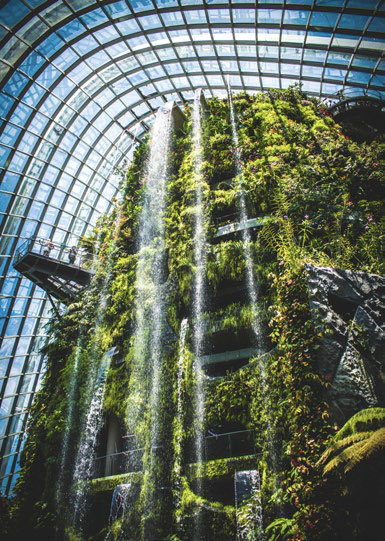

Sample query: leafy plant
[318,408,385,474]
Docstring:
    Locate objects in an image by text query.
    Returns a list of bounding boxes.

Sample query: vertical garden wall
[4,87,385,541]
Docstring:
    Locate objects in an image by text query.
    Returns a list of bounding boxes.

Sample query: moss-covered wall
[6,87,385,541]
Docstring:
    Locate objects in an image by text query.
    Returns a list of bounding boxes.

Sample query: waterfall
[109,483,132,525]
[71,352,112,529]
[55,218,114,526]
[234,470,263,540]
[227,79,265,353]
[227,79,278,509]
[124,105,173,533]
[191,88,208,538]
[55,342,81,510]
[66,205,124,533]
[173,318,188,523]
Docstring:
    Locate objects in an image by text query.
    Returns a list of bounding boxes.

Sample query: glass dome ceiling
[0,0,384,496]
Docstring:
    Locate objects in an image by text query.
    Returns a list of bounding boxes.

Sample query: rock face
[306,265,385,424]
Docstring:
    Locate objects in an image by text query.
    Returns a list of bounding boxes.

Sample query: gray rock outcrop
[306,265,385,424]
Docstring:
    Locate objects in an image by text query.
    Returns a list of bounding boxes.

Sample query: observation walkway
[200,347,259,368]
[93,428,256,479]
[13,237,94,302]
[326,90,385,135]
[214,213,270,241]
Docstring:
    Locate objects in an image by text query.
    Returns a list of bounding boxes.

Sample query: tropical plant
[318,408,385,474]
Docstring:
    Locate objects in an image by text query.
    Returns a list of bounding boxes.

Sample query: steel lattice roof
[0,0,384,495]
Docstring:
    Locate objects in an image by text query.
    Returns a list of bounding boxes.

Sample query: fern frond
[318,431,372,466]
[333,408,385,441]
[323,440,366,475]
[345,427,385,472]
[259,222,281,253]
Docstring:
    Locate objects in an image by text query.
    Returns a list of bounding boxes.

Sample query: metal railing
[215,212,239,228]
[93,429,256,479]
[323,88,385,110]
[14,236,92,268]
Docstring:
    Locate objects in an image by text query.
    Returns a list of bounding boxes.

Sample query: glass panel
[0,125,21,147]
[216,44,236,57]
[4,318,22,337]
[8,152,29,174]
[165,63,184,75]
[19,51,46,78]
[9,103,33,127]
[310,11,339,28]
[4,376,19,397]
[0,173,19,193]
[346,71,372,85]
[28,201,45,220]
[3,71,30,98]
[104,0,131,18]
[233,8,255,23]
[302,65,323,78]
[324,67,346,81]
[0,338,16,358]
[129,0,154,12]
[36,33,65,57]
[220,60,238,72]
[258,9,282,24]
[352,55,378,69]
[57,19,86,42]
[184,9,207,24]
[72,35,99,56]
[208,9,231,23]
[368,17,385,33]
[17,132,38,153]
[327,51,352,66]
[52,47,79,71]
[283,10,310,25]
[281,63,300,76]
[23,83,46,108]
[94,25,121,45]
[80,8,108,28]
[139,14,162,29]
[20,219,38,237]
[0,417,8,438]
[10,196,29,216]
[338,14,369,30]
[3,216,21,235]
[303,48,327,63]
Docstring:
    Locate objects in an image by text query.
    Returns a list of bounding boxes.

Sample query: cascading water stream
[227,78,278,527]
[55,222,108,521]
[72,353,111,527]
[124,105,173,532]
[173,318,188,523]
[67,205,124,532]
[109,484,132,525]
[191,88,208,538]
[227,78,265,353]
[55,342,81,509]
[234,470,263,540]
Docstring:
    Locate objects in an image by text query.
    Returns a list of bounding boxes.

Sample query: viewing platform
[93,429,256,479]
[213,213,270,242]
[325,89,385,136]
[200,347,259,368]
[13,236,94,302]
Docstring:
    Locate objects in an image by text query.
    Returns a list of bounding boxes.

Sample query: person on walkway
[68,246,77,264]
[43,239,54,257]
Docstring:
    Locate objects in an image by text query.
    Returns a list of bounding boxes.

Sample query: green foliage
[318,408,385,474]
[11,87,385,541]
[265,517,296,540]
